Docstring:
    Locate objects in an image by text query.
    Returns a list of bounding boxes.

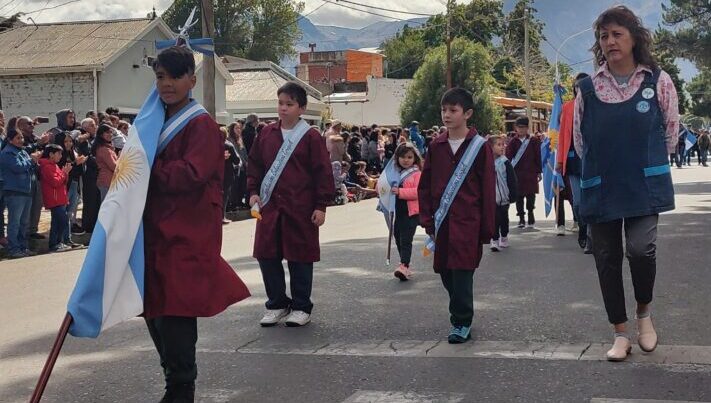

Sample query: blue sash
[157,100,208,154]
[259,119,311,206]
[511,137,530,168]
[425,135,487,253]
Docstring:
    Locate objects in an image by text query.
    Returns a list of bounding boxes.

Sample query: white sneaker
[556,225,566,236]
[259,308,290,327]
[570,222,579,232]
[490,240,500,252]
[499,237,509,248]
[285,310,311,327]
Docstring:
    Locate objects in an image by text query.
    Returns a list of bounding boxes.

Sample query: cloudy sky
[8,0,697,79]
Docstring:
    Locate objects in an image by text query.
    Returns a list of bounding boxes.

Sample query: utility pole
[201,0,216,117]
[446,0,453,89]
[523,2,532,131]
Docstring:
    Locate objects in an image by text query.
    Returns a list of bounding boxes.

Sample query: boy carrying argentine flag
[143,47,250,402]
[418,88,496,344]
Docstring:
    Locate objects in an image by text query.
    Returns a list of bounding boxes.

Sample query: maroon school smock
[143,114,250,318]
[247,122,334,263]
[418,128,496,272]
[506,135,542,196]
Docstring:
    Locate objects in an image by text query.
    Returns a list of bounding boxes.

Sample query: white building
[324,76,413,127]
[0,17,233,129]
[224,56,326,124]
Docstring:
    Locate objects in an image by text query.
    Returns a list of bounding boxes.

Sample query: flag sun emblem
[110,146,144,191]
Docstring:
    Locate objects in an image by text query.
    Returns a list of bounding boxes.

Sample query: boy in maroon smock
[505,116,542,228]
[247,82,334,327]
[418,88,496,344]
[143,47,250,403]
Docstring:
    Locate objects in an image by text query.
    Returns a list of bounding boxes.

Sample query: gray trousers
[590,214,658,325]
[29,178,43,234]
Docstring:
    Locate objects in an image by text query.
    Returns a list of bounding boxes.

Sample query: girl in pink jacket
[391,143,423,280]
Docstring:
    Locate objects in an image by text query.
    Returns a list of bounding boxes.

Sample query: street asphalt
[1,165,710,403]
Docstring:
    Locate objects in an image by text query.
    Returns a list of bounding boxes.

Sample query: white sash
[511,137,530,168]
[157,100,208,154]
[259,119,311,206]
[425,135,487,253]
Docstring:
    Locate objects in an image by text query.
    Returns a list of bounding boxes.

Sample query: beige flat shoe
[606,336,632,362]
[637,316,658,352]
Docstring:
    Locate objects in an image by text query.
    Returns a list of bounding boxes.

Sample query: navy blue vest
[578,70,675,224]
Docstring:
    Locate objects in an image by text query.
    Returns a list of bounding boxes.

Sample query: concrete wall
[0,72,93,133]
[329,77,412,126]
[99,26,170,114]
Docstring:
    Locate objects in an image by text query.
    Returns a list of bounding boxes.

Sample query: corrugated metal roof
[0,18,155,71]
[226,70,322,105]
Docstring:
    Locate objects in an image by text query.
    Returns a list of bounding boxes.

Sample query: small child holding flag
[389,142,422,280]
[418,88,496,344]
[489,134,518,252]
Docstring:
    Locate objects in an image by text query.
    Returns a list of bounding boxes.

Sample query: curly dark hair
[590,5,658,71]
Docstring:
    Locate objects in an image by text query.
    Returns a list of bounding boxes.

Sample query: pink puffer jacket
[397,170,421,216]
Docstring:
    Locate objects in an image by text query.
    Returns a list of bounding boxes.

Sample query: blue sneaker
[448,325,471,344]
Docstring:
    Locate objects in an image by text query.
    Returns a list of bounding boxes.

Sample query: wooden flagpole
[30,313,73,403]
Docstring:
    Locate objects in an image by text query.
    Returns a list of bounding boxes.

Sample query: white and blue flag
[684,128,697,156]
[67,9,213,338]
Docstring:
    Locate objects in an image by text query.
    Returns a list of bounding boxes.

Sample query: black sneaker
[160,382,195,403]
[30,233,46,240]
[71,224,86,235]
[578,238,587,249]
[517,219,525,229]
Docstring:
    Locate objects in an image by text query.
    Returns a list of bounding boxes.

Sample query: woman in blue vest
[573,6,679,362]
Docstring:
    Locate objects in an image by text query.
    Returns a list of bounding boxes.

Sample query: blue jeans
[49,205,69,250]
[5,193,32,254]
[65,181,80,243]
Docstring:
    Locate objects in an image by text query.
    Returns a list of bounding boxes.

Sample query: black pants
[590,214,658,325]
[145,316,198,387]
[439,269,474,327]
[258,259,314,314]
[515,195,536,224]
[493,204,509,240]
[555,195,575,227]
[394,199,418,266]
[81,177,100,233]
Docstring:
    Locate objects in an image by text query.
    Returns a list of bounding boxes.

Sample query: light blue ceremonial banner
[67,91,207,337]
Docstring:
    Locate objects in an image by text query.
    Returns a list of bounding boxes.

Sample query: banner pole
[30,313,73,403]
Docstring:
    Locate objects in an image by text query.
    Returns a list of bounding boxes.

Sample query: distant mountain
[296,16,428,53]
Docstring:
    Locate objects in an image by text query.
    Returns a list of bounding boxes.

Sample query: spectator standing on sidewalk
[16,116,50,241]
[0,130,39,258]
[93,124,118,203]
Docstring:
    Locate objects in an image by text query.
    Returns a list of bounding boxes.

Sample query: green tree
[400,38,502,133]
[662,0,711,70]
[163,0,303,62]
[502,0,545,63]
[380,25,429,79]
[687,69,711,119]
[381,0,503,79]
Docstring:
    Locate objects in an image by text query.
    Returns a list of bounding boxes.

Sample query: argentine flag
[542,83,566,217]
[684,128,697,156]
[67,89,207,337]
[376,157,400,230]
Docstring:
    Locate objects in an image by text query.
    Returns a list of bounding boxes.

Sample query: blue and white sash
[495,156,510,206]
[425,135,486,254]
[67,89,208,338]
[158,101,208,154]
[259,119,311,206]
[511,137,530,168]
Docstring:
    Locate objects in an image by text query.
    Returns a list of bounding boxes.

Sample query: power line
[297,1,328,21]
[334,0,435,17]
[21,0,82,15]
[319,0,428,25]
